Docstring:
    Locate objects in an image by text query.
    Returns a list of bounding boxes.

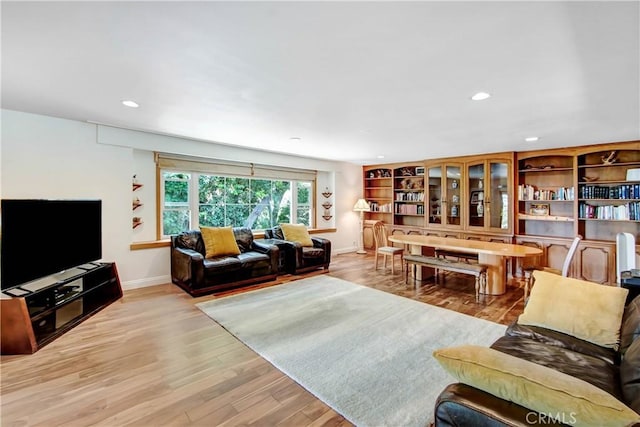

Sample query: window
[160,170,314,237]
[163,172,191,236]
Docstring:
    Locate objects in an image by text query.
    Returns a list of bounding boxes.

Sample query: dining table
[387,234,542,295]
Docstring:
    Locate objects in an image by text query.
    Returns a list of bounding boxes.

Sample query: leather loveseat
[433,271,640,427]
[171,228,279,296]
[263,225,331,274]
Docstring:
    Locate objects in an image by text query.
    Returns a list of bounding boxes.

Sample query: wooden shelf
[579,161,640,169]
[518,167,574,173]
[519,199,574,203]
[518,214,574,222]
[580,218,640,223]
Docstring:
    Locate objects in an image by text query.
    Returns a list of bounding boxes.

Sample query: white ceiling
[2,1,639,165]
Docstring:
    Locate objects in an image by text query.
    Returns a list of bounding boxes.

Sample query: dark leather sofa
[434,296,640,426]
[263,226,331,274]
[171,228,279,296]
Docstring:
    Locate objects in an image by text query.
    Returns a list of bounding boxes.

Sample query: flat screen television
[1,199,102,290]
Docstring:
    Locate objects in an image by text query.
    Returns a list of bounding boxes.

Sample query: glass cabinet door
[467,160,511,231]
[489,161,510,230]
[445,165,461,226]
[467,163,485,228]
[427,166,442,225]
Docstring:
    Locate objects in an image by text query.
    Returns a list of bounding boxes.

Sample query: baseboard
[334,246,361,255]
[122,275,171,291]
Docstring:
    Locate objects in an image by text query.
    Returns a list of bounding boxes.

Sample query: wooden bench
[404,254,487,301]
[434,249,479,263]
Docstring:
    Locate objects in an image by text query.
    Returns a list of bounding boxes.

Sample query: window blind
[155,153,317,181]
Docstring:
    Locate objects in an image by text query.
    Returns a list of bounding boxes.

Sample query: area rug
[196,275,506,427]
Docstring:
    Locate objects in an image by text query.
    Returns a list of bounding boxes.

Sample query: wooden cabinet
[426,161,464,229]
[575,241,616,285]
[514,236,579,277]
[516,150,576,239]
[576,143,640,241]
[393,165,425,227]
[513,142,639,284]
[363,166,393,225]
[1,263,122,354]
[362,140,638,285]
[466,154,513,234]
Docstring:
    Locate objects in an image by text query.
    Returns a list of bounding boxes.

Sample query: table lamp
[353,198,371,254]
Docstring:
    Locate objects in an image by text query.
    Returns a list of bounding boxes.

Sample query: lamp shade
[353,198,371,212]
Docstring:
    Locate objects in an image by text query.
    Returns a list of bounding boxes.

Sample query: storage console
[1,262,122,354]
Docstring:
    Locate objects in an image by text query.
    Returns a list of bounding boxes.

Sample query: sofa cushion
[280,223,313,247]
[518,270,628,350]
[621,335,640,413]
[200,226,241,258]
[621,296,640,355]
[505,323,617,365]
[302,247,325,259]
[433,345,640,427]
[203,256,242,274]
[236,251,270,267]
[491,335,621,399]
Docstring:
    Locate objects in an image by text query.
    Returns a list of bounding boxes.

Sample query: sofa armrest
[435,383,568,427]
[505,322,617,365]
[252,239,276,254]
[312,237,332,264]
[171,247,205,286]
[251,240,280,273]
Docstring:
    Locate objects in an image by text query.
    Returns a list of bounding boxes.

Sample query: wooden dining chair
[372,221,404,274]
[523,235,582,301]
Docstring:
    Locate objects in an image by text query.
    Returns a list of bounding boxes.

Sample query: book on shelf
[579,184,640,200]
[518,184,574,201]
[395,204,423,215]
[367,201,393,213]
[579,201,640,220]
[395,192,424,201]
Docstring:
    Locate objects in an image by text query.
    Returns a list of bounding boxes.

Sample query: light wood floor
[1,252,527,427]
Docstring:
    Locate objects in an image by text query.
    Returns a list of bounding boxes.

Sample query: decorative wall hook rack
[322,202,333,209]
[322,187,332,198]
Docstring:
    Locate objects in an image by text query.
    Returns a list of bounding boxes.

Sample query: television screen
[1,199,102,290]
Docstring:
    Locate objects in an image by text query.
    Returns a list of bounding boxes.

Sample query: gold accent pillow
[200,226,241,258]
[518,270,628,349]
[433,345,640,427]
[280,223,313,247]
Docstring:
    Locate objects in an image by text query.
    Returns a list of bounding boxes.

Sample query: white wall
[1,109,363,290]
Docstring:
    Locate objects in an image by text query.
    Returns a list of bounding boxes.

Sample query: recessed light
[471,92,491,101]
[122,100,139,108]
[525,136,539,142]
[289,137,301,142]
[377,155,385,159]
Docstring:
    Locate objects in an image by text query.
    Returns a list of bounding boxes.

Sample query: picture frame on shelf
[529,203,550,216]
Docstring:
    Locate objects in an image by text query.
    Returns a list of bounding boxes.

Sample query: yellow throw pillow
[200,226,241,258]
[280,223,313,247]
[433,345,640,427]
[518,270,628,349]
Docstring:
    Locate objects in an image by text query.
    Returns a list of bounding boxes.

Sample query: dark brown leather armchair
[263,226,331,274]
[171,228,279,296]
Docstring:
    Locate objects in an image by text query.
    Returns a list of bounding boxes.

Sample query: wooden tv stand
[1,262,122,354]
